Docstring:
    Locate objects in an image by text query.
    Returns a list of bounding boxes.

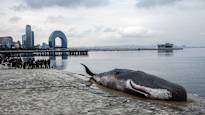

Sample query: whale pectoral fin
[85,77,95,87]
[128,80,150,97]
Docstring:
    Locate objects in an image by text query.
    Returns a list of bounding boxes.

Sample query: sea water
[56,48,205,97]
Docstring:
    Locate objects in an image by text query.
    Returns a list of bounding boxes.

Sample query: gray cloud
[23,0,109,9]
[12,4,27,11]
[69,26,158,40]
[0,12,5,16]
[9,16,21,23]
[46,16,65,23]
[0,8,5,15]
[136,0,181,8]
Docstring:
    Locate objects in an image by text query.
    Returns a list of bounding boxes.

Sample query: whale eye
[115,71,120,75]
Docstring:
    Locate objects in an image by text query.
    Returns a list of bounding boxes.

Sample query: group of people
[0,56,51,69]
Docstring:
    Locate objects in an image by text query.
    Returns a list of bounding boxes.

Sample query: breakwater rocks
[0,69,205,115]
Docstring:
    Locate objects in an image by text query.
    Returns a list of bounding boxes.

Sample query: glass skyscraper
[32,31,34,47]
[22,25,34,49]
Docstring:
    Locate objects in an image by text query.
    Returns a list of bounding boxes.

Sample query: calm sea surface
[53,48,205,97]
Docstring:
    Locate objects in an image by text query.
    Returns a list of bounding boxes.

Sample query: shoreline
[0,69,205,114]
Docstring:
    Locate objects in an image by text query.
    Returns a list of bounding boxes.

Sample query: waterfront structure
[13,41,21,49]
[0,50,88,57]
[0,36,14,49]
[41,42,50,49]
[35,44,41,49]
[158,43,174,49]
[22,25,35,49]
[49,31,67,49]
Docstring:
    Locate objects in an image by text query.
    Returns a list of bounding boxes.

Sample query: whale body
[82,64,187,101]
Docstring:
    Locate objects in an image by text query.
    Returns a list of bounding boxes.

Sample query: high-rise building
[0,36,14,49]
[32,31,34,47]
[22,25,35,49]
[26,25,32,48]
[22,34,26,48]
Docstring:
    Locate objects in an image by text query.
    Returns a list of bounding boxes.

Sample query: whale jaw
[127,80,172,100]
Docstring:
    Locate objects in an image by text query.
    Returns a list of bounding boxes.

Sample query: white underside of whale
[94,75,172,100]
[126,80,172,100]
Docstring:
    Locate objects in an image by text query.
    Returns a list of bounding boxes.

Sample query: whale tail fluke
[81,64,95,76]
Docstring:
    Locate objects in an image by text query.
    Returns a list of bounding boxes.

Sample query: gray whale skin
[82,64,187,102]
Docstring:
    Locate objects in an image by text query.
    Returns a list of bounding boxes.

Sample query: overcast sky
[0,0,205,47]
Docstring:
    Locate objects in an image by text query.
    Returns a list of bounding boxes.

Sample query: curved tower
[48,31,68,49]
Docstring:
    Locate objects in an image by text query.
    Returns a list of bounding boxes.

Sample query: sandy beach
[0,68,205,115]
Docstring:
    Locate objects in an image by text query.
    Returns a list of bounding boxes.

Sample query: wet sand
[0,68,205,115]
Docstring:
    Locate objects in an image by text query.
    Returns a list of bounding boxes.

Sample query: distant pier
[85,48,183,52]
[0,49,88,57]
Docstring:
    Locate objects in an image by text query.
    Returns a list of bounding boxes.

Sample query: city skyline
[0,0,205,47]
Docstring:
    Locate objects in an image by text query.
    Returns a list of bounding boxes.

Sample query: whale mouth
[129,80,150,97]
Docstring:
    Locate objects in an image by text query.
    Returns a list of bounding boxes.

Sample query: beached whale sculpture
[81,64,187,101]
